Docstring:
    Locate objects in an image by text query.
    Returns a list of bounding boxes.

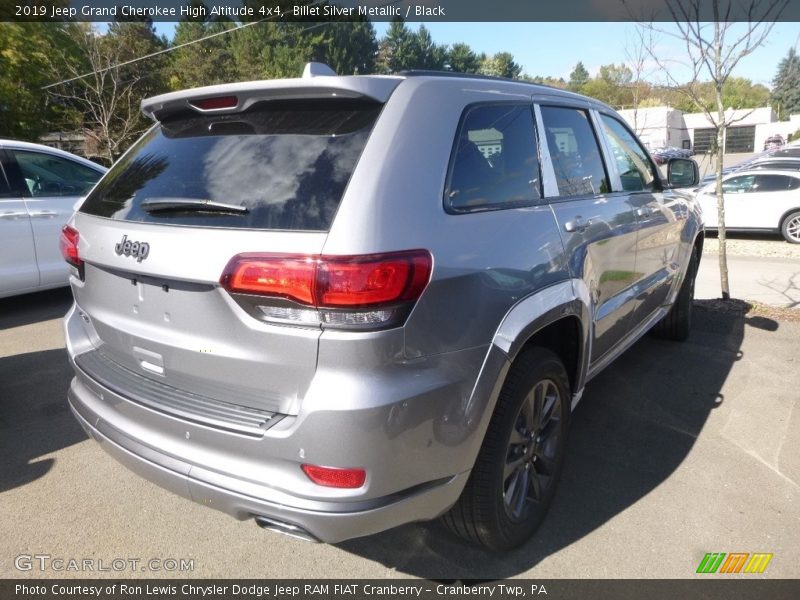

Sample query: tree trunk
[713,19,730,300]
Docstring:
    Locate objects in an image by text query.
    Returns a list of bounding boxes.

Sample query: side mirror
[667,157,699,188]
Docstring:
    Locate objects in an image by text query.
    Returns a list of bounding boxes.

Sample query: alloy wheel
[502,378,562,522]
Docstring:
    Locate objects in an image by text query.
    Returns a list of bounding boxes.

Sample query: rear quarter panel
[323,77,572,358]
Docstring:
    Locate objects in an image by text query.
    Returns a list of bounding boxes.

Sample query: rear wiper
[140,198,249,214]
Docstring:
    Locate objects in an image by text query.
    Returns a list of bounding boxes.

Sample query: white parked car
[695,169,800,243]
[0,139,106,298]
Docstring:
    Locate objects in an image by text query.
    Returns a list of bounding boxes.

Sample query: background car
[695,169,800,243]
[651,146,693,165]
[0,140,106,298]
[763,134,785,151]
[697,154,800,188]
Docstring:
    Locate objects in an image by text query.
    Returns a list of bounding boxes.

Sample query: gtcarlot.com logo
[14,554,194,573]
[696,552,773,574]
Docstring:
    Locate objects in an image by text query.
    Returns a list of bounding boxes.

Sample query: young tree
[635,0,787,300]
[414,25,447,70]
[479,52,522,79]
[568,62,590,92]
[45,22,168,163]
[376,19,417,73]
[446,43,480,73]
[316,19,378,75]
[624,31,656,135]
[772,47,800,120]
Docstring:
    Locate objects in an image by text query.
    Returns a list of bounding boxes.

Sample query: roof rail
[398,70,520,83]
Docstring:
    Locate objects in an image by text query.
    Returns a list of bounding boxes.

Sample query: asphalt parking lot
[1,288,798,579]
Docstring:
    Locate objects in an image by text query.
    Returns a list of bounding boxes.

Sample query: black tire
[781,211,800,244]
[651,247,697,341]
[442,347,570,552]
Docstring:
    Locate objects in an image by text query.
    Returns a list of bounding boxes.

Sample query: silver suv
[63,66,702,551]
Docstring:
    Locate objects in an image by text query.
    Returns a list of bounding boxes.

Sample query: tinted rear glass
[79,99,382,231]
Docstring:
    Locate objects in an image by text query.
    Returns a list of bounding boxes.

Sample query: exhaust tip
[254,516,320,543]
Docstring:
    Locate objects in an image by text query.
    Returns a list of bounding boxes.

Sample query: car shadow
[0,347,87,493]
[0,289,86,493]
[335,306,771,579]
[0,287,73,330]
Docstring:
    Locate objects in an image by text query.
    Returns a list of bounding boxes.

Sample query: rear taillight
[59,225,82,269]
[301,464,366,489]
[220,250,432,330]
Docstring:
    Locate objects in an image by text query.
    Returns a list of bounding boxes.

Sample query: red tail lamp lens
[221,250,432,309]
[190,96,238,110]
[223,256,316,305]
[59,225,81,268]
[301,464,366,489]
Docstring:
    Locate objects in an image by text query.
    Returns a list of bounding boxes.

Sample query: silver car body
[64,72,703,542]
[0,140,105,298]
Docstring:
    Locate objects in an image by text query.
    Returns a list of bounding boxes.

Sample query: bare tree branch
[629,0,788,300]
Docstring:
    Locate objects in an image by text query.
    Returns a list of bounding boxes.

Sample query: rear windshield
[79,99,382,231]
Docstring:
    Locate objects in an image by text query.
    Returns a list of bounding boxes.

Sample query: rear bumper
[69,376,469,543]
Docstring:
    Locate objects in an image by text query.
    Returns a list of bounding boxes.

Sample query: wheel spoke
[504,455,526,482]
[508,427,526,446]
[512,468,529,516]
[534,454,557,477]
[521,391,535,431]
[540,382,558,426]
[504,469,520,505]
[528,470,543,501]
[531,382,545,430]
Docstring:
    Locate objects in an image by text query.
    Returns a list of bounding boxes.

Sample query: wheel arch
[492,279,590,402]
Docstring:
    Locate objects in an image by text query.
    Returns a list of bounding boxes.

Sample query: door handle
[636,206,654,217]
[0,211,28,220]
[28,210,58,218]
[564,216,589,233]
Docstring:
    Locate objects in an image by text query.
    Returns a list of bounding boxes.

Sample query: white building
[618,105,800,153]
[617,106,687,150]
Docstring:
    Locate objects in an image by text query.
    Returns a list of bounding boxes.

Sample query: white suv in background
[0,140,105,298]
[696,169,800,243]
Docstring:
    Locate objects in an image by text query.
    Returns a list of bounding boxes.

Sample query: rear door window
[79,99,382,231]
[539,105,610,198]
[11,150,102,197]
[753,174,794,192]
[444,104,541,213]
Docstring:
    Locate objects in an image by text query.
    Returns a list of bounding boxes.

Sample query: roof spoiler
[141,70,401,122]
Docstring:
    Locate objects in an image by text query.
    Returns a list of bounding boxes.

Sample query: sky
[153,21,800,88]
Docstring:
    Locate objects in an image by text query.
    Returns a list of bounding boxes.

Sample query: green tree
[524,75,568,89]
[231,22,322,80]
[414,25,447,70]
[581,64,636,107]
[0,22,83,140]
[568,62,590,92]
[170,16,237,90]
[479,52,522,79]
[376,19,418,73]
[446,43,480,73]
[772,47,800,119]
[315,19,377,75]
